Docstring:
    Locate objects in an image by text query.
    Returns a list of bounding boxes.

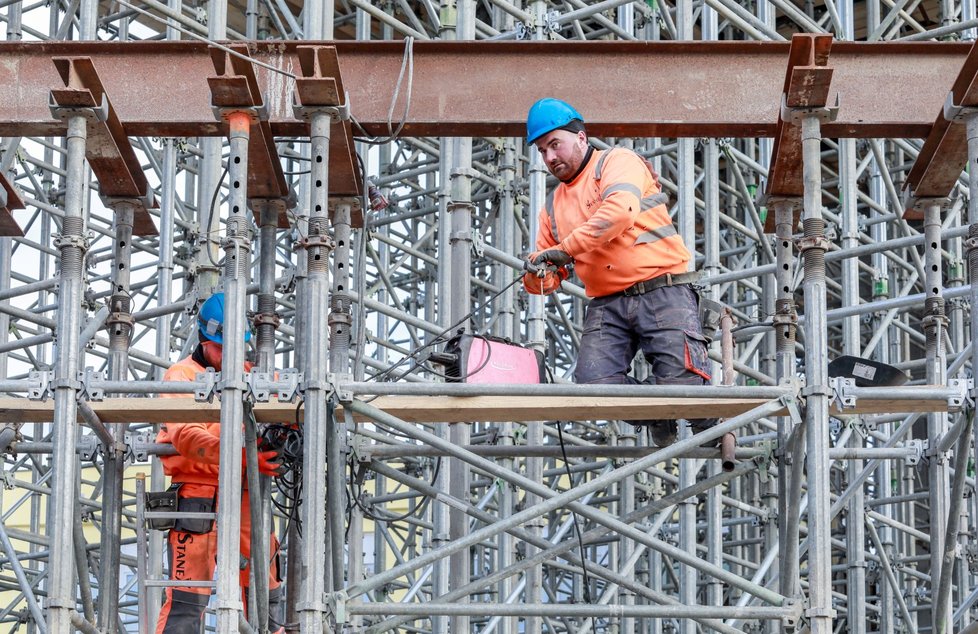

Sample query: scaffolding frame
[0,2,975,634]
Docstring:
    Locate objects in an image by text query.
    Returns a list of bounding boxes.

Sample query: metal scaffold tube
[296,107,332,634]
[46,111,88,634]
[799,111,836,634]
[328,198,353,591]
[215,110,253,634]
[5,3,978,633]
[98,198,134,634]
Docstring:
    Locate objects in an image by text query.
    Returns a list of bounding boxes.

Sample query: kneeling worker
[155,292,285,633]
[522,98,714,446]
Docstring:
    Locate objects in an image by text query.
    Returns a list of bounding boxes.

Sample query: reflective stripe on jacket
[534,147,691,298]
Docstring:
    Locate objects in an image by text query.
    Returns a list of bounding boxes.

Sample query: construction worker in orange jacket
[155,292,284,633]
[522,98,714,446]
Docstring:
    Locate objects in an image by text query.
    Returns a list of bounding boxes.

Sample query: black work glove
[532,248,572,268]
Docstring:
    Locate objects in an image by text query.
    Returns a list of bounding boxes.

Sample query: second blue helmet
[198,292,251,345]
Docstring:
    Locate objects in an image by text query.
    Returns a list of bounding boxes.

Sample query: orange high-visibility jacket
[531,147,691,298]
[156,355,253,485]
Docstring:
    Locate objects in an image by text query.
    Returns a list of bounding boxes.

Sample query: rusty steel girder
[0,39,967,138]
[904,39,978,216]
[0,39,974,212]
[764,33,835,214]
[50,56,158,236]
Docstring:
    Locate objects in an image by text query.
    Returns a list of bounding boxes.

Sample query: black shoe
[650,421,678,447]
[646,420,679,447]
[689,418,720,447]
[627,419,678,447]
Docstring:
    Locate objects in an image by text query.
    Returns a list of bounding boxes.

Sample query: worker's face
[201,340,223,371]
[534,129,587,181]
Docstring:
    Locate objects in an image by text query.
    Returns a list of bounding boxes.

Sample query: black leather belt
[620,271,701,297]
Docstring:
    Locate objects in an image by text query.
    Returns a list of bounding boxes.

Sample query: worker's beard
[550,142,587,182]
[201,340,223,371]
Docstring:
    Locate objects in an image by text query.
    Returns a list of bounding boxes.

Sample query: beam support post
[214,109,254,634]
[46,109,90,634]
[797,110,836,634]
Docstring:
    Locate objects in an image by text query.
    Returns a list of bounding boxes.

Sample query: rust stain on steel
[764,34,835,212]
[905,40,978,209]
[0,39,969,139]
[50,56,158,235]
[0,171,24,237]
[207,45,293,208]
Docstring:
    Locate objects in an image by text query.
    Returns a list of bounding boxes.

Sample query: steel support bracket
[211,104,265,126]
[801,384,834,399]
[127,430,154,463]
[326,591,348,625]
[48,90,109,123]
[247,370,276,403]
[78,434,100,462]
[948,377,972,412]
[903,193,952,216]
[942,91,978,122]
[779,93,840,125]
[779,393,803,424]
[472,230,486,257]
[193,368,218,403]
[277,368,303,403]
[829,377,857,411]
[329,373,353,403]
[351,434,371,462]
[79,367,104,402]
[293,99,351,123]
[906,439,924,466]
[243,369,302,403]
[27,370,52,402]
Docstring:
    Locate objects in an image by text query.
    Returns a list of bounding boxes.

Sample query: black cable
[349,455,441,524]
[366,275,524,383]
[416,333,495,381]
[202,163,230,268]
[555,420,593,604]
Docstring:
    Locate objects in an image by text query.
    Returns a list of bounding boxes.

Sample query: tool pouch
[174,494,216,534]
[144,483,181,531]
[698,296,724,343]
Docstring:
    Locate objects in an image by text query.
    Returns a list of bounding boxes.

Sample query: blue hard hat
[526,98,584,144]
[197,292,251,345]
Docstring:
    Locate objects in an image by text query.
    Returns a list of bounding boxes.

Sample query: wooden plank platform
[0,394,951,425]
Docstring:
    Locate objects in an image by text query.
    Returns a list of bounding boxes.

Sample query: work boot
[689,418,720,446]
[626,419,678,447]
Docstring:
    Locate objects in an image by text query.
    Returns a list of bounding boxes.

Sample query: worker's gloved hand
[531,248,572,268]
[244,448,283,477]
[523,266,567,295]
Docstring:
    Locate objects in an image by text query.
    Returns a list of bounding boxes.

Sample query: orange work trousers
[155,482,281,634]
